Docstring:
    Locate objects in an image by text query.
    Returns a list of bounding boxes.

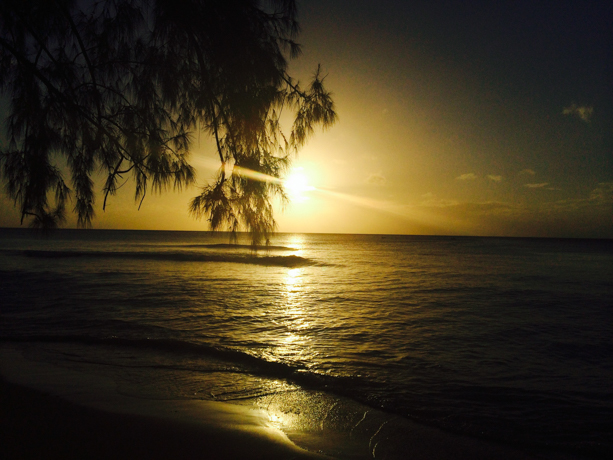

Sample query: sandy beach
[0,346,329,460]
[1,378,330,460]
[1,345,579,460]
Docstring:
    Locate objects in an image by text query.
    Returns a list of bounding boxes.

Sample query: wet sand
[0,377,332,460]
[1,346,578,460]
[0,347,327,460]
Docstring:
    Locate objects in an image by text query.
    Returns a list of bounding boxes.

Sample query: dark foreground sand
[1,346,580,460]
[1,377,328,460]
[0,347,327,460]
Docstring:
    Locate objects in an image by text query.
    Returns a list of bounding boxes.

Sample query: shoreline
[1,345,583,460]
[0,378,329,460]
[0,346,328,460]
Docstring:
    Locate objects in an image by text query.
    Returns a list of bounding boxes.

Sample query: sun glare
[284,168,314,201]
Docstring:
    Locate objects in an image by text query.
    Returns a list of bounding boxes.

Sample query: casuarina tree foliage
[0,0,336,243]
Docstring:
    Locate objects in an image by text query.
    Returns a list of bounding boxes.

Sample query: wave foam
[19,250,315,267]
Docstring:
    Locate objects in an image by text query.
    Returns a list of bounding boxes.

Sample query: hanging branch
[0,0,336,244]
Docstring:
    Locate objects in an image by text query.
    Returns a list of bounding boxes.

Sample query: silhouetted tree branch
[0,0,336,243]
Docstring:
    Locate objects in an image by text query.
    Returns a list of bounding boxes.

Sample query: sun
[284,168,314,202]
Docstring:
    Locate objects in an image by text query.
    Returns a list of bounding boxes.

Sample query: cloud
[419,193,458,207]
[487,175,502,182]
[417,198,524,219]
[589,182,613,203]
[536,183,612,214]
[524,183,549,188]
[408,185,612,238]
[562,103,593,122]
[366,172,386,186]
[519,169,536,176]
[456,173,477,181]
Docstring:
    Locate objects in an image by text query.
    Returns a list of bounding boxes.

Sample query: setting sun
[284,168,314,201]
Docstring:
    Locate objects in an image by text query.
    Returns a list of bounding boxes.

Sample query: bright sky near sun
[1,0,611,238]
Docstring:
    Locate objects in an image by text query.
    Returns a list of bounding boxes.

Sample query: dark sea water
[1,228,612,458]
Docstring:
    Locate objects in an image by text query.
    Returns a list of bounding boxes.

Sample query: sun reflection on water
[285,267,302,291]
[269,266,317,366]
[286,234,306,255]
[283,268,308,327]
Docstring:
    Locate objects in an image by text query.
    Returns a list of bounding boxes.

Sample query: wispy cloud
[366,172,386,186]
[406,184,612,238]
[589,182,613,203]
[416,198,524,221]
[538,183,612,213]
[456,173,477,181]
[487,175,502,182]
[562,103,593,123]
[519,169,536,176]
[524,183,549,188]
[420,193,458,207]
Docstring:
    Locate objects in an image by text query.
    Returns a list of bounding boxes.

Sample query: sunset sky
[1,0,611,238]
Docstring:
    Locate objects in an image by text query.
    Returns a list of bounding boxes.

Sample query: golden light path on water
[277,234,313,364]
[281,268,306,338]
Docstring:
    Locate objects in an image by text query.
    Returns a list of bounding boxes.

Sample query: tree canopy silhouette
[0,0,336,243]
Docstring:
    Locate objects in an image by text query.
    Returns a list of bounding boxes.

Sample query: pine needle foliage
[0,0,336,243]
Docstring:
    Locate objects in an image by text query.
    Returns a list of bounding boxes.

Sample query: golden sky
[1,0,611,238]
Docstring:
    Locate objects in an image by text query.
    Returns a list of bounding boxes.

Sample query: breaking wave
[15,249,316,267]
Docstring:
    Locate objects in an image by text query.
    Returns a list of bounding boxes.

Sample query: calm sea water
[1,229,611,458]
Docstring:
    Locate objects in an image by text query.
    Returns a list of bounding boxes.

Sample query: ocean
[1,228,611,458]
